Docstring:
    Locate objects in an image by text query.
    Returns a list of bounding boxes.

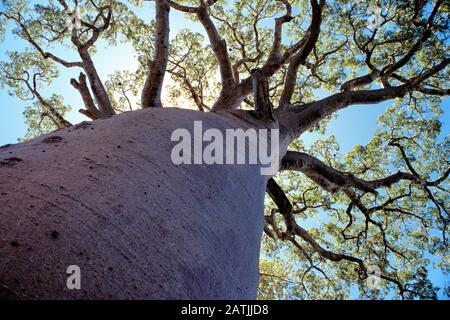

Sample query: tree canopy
[0,0,449,299]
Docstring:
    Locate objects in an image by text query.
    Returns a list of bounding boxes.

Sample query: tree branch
[280,151,449,195]
[279,0,325,110]
[70,72,102,120]
[251,68,273,120]
[141,0,170,108]
[280,57,449,136]
[168,0,234,92]
[265,177,433,299]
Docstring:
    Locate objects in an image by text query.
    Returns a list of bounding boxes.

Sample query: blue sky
[0,1,448,299]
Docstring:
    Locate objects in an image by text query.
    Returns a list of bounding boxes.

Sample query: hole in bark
[0,157,22,167]
[10,241,19,247]
[50,231,59,239]
[41,136,63,144]
[117,146,121,149]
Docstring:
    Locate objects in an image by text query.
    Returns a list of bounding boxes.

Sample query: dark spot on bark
[127,140,133,144]
[144,191,147,195]
[42,136,63,144]
[1,192,7,196]
[117,146,121,149]
[30,205,34,208]
[51,231,59,239]
[42,150,46,153]
[0,157,22,167]
[0,144,12,150]
[105,155,109,158]
[108,267,113,271]
[10,241,19,247]
[13,279,20,285]
[89,166,94,169]
[157,184,161,188]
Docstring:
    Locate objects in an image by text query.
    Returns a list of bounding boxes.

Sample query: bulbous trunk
[0,107,282,299]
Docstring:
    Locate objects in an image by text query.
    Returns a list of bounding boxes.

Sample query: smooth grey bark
[0,107,282,299]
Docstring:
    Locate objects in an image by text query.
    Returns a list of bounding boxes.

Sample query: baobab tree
[0,0,449,300]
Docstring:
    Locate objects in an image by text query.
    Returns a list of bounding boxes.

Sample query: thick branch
[142,0,170,108]
[279,0,324,110]
[267,0,293,63]
[77,49,115,116]
[280,151,449,194]
[196,3,234,91]
[281,57,449,136]
[70,72,102,120]
[251,69,273,120]
[169,0,234,91]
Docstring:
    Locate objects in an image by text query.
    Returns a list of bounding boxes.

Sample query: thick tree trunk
[0,107,280,299]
